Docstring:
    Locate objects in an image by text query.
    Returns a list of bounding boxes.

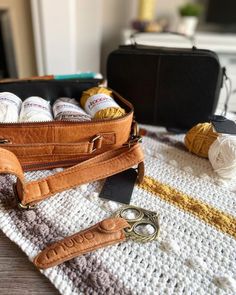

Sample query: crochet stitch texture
[0,126,236,295]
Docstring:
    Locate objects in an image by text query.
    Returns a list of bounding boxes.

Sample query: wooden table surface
[0,230,59,295]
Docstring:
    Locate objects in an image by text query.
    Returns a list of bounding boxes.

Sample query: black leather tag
[99,169,137,204]
[210,115,236,135]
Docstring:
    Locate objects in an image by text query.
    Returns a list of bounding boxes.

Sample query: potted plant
[178,2,202,36]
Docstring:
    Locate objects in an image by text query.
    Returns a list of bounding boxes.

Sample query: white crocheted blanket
[0,126,236,295]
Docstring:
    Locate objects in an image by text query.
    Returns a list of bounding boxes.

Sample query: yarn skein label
[0,93,21,112]
[53,101,88,117]
[22,97,51,114]
[84,93,120,116]
[0,92,22,122]
[20,97,53,122]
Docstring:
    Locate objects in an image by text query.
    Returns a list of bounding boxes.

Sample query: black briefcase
[107,42,223,131]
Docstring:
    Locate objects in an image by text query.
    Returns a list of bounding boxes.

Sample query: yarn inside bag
[80,87,125,119]
[19,96,53,122]
[53,97,91,121]
[0,92,22,122]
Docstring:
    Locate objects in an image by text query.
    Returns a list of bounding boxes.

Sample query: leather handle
[33,217,130,269]
[0,143,144,207]
[3,133,115,158]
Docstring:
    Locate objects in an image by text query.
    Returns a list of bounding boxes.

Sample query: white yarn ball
[19,96,53,122]
[208,135,236,179]
[53,97,91,121]
[0,92,22,122]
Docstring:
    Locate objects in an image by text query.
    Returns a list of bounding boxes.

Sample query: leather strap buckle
[124,120,142,148]
[90,135,102,152]
[13,184,35,210]
[132,120,139,137]
[124,135,142,148]
[0,138,11,144]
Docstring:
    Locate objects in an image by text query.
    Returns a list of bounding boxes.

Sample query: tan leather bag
[0,79,144,208]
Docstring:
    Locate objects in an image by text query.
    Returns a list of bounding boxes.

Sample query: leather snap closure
[100,219,116,231]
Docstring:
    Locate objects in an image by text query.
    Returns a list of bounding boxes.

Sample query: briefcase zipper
[0,113,130,126]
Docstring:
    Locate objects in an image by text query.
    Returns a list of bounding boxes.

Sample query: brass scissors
[34,205,160,269]
[114,205,160,242]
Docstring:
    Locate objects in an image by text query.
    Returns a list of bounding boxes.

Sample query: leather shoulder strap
[0,144,144,207]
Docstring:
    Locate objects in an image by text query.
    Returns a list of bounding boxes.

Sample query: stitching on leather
[21,155,87,160]
[0,149,20,158]
[35,231,125,267]
[26,151,143,202]
[102,133,116,145]
[4,134,117,149]
[12,151,91,157]
[5,143,90,148]
[29,158,139,201]
[38,180,50,197]
[0,167,21,175]
[0,168,24,182]
[43,146,140,182]
[26,147,130,176]
[0,150,24,177]
[35,146,138,182]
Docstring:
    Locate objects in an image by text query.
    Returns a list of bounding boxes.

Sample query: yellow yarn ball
[80,87,125,119]
[80,87,112,107]
[184,122,218,158]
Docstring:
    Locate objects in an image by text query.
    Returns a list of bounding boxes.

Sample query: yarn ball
[80,87,125,119]
[208,135,236,179]
[19,96,53,122]
[0,92,22,122]
[184,123,218,158]
[53,97,91,121]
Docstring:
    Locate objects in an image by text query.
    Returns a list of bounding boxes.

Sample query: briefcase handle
[130,31,196,48]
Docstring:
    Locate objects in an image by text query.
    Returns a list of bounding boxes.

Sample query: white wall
[100,0,136,74]
[100,0,187,76]
[31,0,188,76]
[76,0,102,73]
[31,0,102,75]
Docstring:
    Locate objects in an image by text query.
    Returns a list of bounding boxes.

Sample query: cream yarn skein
[208,135,236,179]
[53,97,91,121]
[0,92,22,122]
[19,96,53,122]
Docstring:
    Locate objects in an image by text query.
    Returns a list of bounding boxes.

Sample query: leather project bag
[107,38,224,131]
[0,79,144,208]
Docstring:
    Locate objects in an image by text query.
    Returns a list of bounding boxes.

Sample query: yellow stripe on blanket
[140,176,236,239]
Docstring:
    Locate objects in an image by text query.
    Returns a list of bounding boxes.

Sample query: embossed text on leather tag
[99,168,137,204]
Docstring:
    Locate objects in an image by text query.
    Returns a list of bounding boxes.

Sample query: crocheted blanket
[0,126,236,295]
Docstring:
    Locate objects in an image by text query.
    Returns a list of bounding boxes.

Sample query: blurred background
[0,0,235,110]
